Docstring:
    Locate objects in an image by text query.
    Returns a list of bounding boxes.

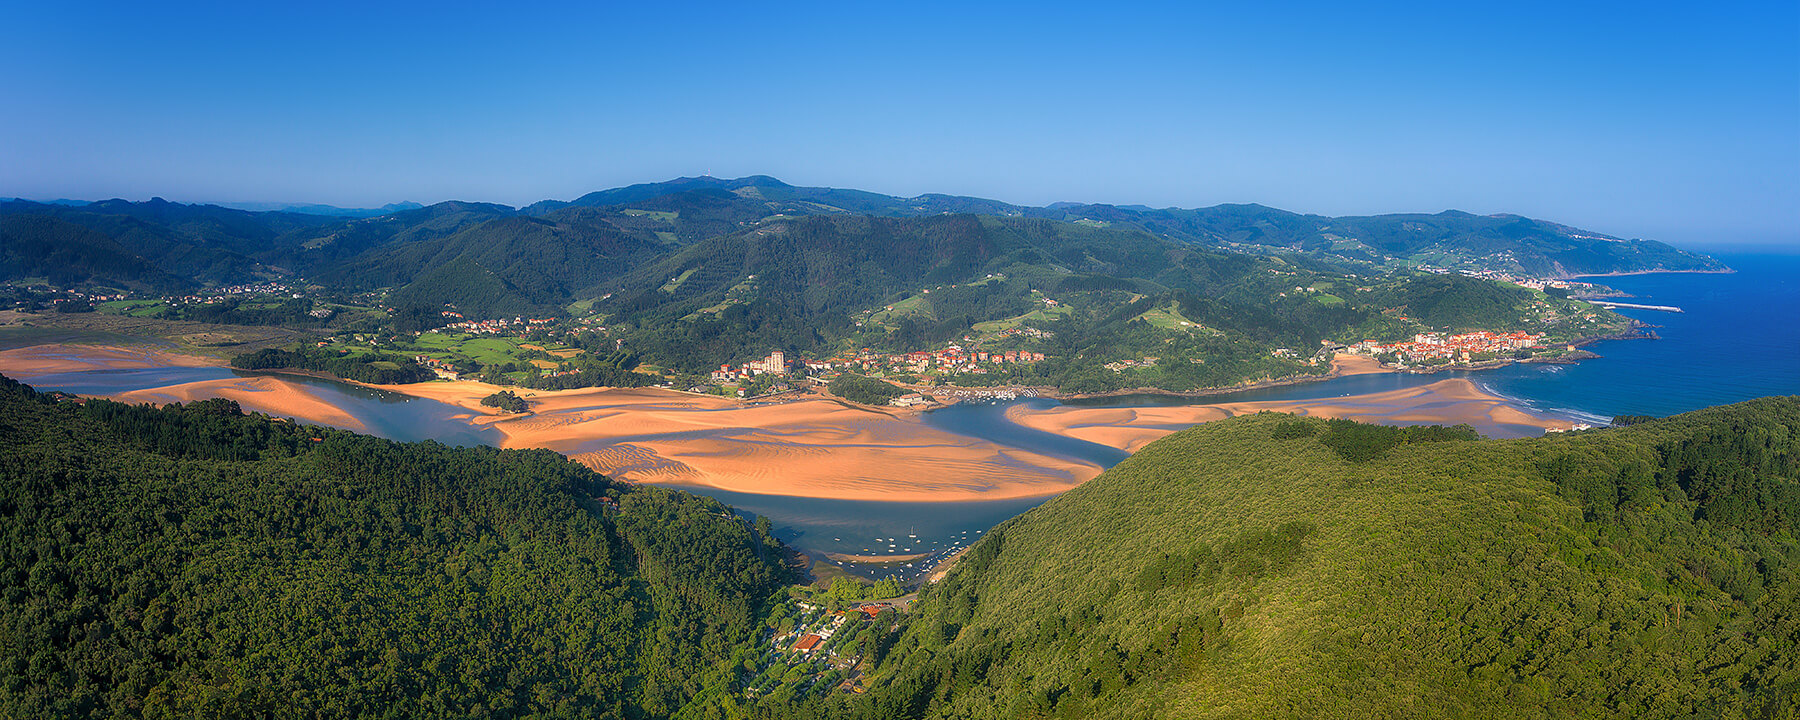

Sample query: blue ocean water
[1474,252,1799,422]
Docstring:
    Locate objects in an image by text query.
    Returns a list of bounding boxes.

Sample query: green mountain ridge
[0,177,1724,297]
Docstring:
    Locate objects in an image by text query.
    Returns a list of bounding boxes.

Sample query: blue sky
[3,1,1795,248]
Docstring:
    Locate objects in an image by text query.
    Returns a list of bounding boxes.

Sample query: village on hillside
[742,585,912,701]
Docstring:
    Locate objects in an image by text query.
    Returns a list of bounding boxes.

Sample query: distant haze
[2,1,1795,249]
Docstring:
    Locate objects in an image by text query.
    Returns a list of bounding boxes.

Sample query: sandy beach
[0,343,1575,502]
[1328,353,1389,377]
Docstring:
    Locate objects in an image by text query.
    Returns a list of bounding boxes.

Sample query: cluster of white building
[711,350,789,382]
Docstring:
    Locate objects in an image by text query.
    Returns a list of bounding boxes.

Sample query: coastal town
[1345,330,1549,367]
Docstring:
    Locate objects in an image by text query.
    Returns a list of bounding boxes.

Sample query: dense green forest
[230,346,436,384]
[0,374,790,718]
[153,296,329,327]
[780,398,1800,719]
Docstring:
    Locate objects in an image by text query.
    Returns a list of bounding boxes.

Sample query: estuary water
[8,252,1794,580]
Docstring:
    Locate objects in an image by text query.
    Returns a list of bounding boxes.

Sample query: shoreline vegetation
[0,342,1580,502]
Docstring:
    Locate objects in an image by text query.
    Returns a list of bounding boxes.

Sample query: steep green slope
[0,214,193,291]
[2,180,1725,293]
[819,400,1798,719]
[327,212,669,317]
[0,375,788,718]
[1375,273,1535,329]
[0,198,511,287]
[0,198,340,284]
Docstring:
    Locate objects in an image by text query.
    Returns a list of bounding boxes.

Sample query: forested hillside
[0,375,789,718]
[0,214,194,292]
[793,399,1800,719]
[0,198,339,285]
[319,210,670,317]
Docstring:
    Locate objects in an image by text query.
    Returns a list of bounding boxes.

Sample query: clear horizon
[4,1,1796,248]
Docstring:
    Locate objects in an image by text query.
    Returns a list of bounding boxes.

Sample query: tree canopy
[0,374,789,718]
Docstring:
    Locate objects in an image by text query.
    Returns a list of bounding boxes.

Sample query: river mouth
[11,296,1751,584]
[0,357,1567,582]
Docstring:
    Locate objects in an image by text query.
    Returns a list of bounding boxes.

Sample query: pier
[1590,301,1683,313]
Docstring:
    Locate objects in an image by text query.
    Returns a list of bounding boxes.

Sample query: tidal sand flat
[0,343,219,377]
[111,376,369,432]
[375,382,1103,502]
[1004,377,1570,452]
[1,344,1572,504]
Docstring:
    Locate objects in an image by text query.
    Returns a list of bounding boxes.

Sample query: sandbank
[0,343,220,378]
[111,376,367,432]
